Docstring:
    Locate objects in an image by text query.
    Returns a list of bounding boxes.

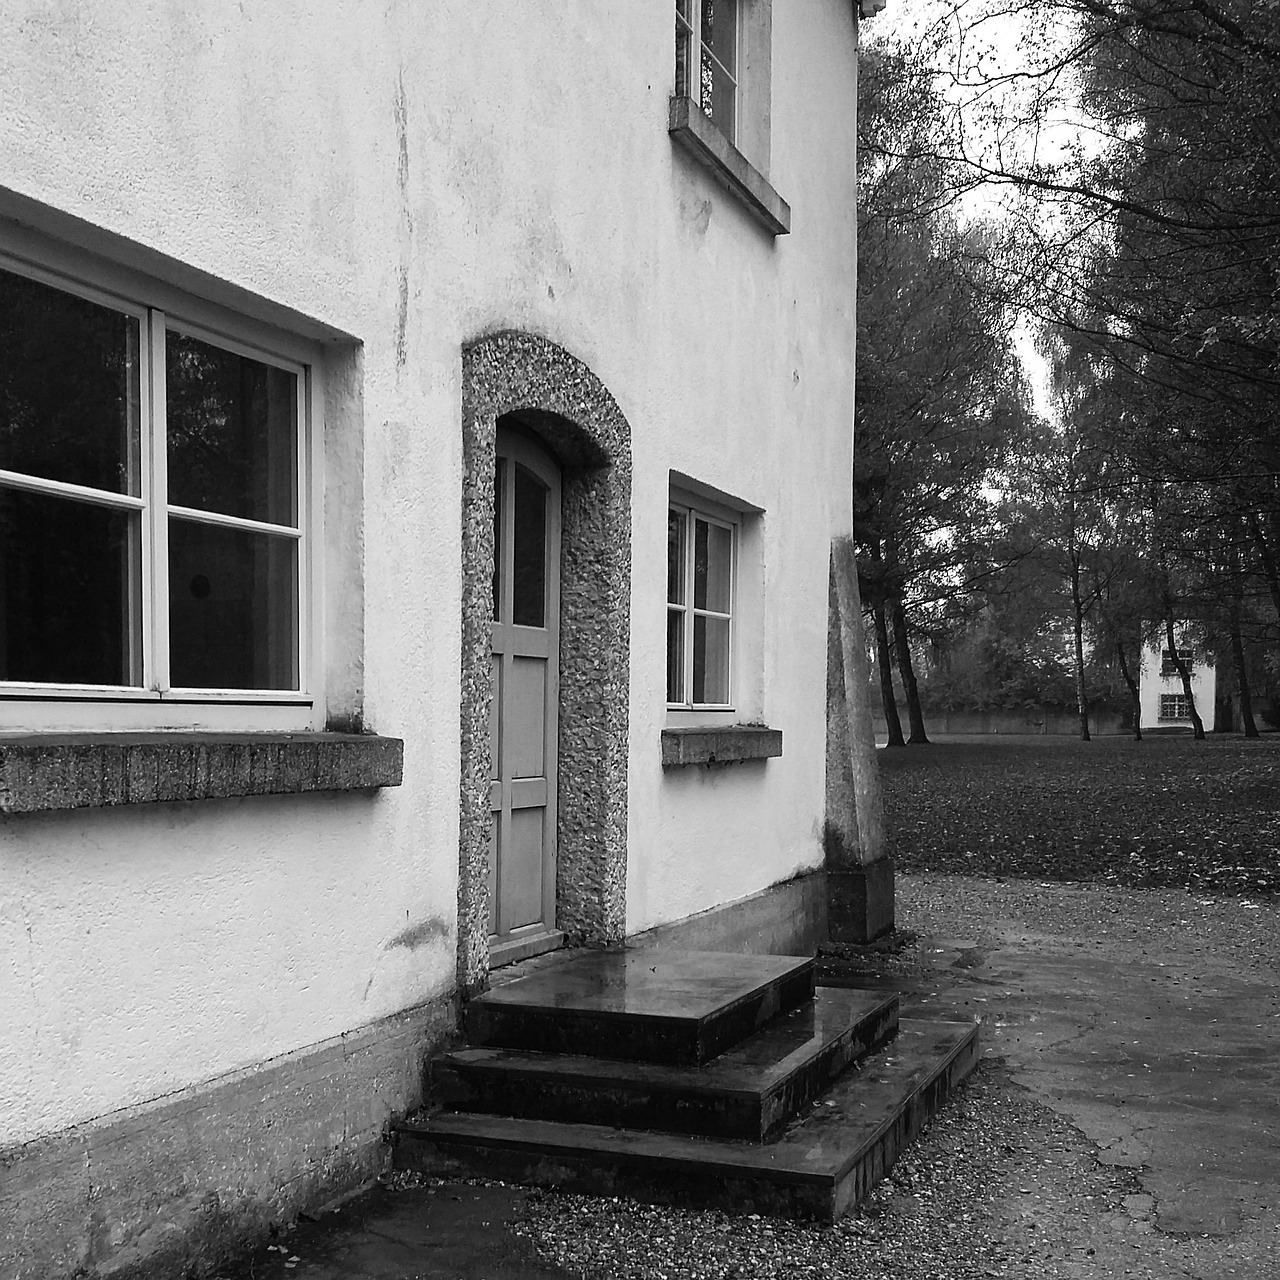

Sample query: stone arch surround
[458,330,632,994]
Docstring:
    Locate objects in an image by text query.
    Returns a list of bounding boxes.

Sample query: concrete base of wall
[1,994,457,1280]
[628,870,828,957]
[828,860,895,944]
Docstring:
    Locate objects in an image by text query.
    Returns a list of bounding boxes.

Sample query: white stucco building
[1138,634,1216,730]
[0,3,882,1274]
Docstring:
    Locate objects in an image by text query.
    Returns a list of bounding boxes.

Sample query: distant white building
[1138,634,1216,729]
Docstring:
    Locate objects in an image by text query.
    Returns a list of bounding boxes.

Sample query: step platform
[398,1018,981,1223]
[439,987,899,1141]
[467,949,817,1065]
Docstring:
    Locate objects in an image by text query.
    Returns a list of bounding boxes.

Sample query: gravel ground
[505,874,1280,1280]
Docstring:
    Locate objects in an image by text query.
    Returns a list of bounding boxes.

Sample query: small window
[676,0,741,143]
[1160,648,1191,677]
[667,500,735,708]
[0,256,314,722]
[1159,694,1191,721]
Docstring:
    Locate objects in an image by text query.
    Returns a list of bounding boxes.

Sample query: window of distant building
[1159,693,1191,721]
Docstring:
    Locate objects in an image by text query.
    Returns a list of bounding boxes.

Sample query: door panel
[489,426,560,950]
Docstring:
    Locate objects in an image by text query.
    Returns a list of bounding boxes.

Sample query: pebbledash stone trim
[459,330,632,995]
[0,733,403,814]
[660,724,783,768]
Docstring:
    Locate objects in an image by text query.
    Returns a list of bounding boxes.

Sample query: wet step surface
[439,987,899,1140]
[467,949,817,1065]
[399,1018,980,1223]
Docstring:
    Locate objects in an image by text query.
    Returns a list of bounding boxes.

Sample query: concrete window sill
[0,732,404,815]
[661,725,783,768]
[668,97,791,237]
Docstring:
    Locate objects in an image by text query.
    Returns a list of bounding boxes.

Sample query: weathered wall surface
[0,1,861,1265]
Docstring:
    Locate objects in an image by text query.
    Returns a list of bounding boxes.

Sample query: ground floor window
[667,496,736,709]
[0,249,317,726]
[1159,693,1192,721]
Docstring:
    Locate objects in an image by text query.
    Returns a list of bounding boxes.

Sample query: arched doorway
[458,331,633,994]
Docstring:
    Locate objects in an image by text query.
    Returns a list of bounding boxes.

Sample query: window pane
[668,509,687,604]
[166,331,298,526]
[709,57,738,139]
[675,3,693,98]
[703,0,738,77]
[693,519,732,612]
[0,266,140,495]
[0,487,139,685]
[692,614,730,705]
[168,517,298,689]
[667,607,685,703]
[511,463,546,628]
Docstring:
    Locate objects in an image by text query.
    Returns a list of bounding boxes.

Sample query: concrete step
[466,949,816,1066]
[397,1017,980,1223]
[437,987,898,1141]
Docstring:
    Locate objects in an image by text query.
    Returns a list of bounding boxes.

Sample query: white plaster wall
[0,0,860,1143]
[1138,640,1217,729]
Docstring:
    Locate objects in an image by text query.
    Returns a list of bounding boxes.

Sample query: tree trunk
[890,596,929,745]
[1223,540,1254,742]
[1116,641,1142,741]
[1248,512,1280,632]
[1163,612,1205,740]
[1069,552,1091,741]
[872,600,905,747]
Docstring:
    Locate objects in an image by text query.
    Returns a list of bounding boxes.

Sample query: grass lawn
[878,733,1280,897]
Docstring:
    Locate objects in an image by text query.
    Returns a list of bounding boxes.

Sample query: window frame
[1158,693,1191,722]
[0,243,324,732]
[667,495,737,713]
[676,0,742,145]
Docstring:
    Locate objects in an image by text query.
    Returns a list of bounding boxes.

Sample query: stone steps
[398,1018,980,1223]
[438,987,898,1141]
[466,949,816,1065]
[393,948,980,1222]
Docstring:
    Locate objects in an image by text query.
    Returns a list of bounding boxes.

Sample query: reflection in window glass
[0,488,140,685]
[168,517,298,689]
[166,331,297,527]
[0,266,141,495]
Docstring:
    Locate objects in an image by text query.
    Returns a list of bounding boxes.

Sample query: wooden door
[489,427,560,954]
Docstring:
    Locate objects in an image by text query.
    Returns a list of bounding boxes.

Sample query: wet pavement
[217,873,1280,1278]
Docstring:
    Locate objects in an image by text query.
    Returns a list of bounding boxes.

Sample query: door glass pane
[492,459,503,621]
[0,266,141,495]
[693,519,732,612]
[168,517,298,689]
[668,509,686,604]
[693,614,730,705]
[166,331,298,527]
[511,463,547,628]
[0,487,140,685]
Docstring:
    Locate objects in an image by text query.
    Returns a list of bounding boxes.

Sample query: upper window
[667,499,736,709]
[1160,648,1192,677]
[676,0,741,144]
[0,256,314,725]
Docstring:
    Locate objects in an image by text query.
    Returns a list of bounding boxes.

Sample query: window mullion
[148,310,171,694]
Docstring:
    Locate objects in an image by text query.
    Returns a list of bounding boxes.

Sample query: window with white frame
[675,0,741,144]
[1159,693,1191,721]
[0,255,316,724]
[667,499,736,708]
